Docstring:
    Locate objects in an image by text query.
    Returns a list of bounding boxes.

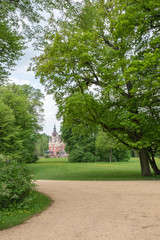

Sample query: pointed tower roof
[53,124,57,136]
[53,124,56,133]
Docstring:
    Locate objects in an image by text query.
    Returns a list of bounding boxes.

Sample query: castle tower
[48,124,67,158]
[52,123,57,137]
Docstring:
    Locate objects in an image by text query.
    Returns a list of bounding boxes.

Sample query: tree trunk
[109,148,112,162]
[149,158,160,175]
[139,148,152,177]
[133,150,138,157]
[148,150,160,175]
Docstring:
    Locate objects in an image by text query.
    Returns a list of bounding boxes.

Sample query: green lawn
[1,158,159,231]
[28,157,160,181]
[0,191,52,231]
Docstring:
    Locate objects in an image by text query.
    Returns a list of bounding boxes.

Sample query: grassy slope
[28,157,160,181]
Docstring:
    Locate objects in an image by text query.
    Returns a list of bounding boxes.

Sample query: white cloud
[42,94,61,135]
[10,77,31,86]
[9,10,61,137]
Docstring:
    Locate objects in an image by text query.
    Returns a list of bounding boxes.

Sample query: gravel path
[1,180,160,240]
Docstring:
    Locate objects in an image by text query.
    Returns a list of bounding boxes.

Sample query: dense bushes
[96,148,131,162]
[69,146,96,162]
[20,151,39,163]
[68,147,130,162]
[0,160,35,209]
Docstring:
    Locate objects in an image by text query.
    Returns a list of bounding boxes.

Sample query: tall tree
[0,100,22,159]
[20,84,44,128]
[35,133,49,156]
[31,0,160,176]
[61,124,97,162]
[95,130,130,162]
[0,84,44,162]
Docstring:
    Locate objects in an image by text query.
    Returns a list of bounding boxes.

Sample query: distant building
[48,124,68,158]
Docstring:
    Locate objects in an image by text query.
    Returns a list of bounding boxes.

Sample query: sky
[10,11,61,136]
[10,44,61,136]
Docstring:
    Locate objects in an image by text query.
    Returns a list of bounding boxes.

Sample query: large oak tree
[31,0,160,176]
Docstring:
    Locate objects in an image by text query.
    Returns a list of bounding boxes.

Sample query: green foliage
[96,130,131,162]
[32,0,160,176]
[69,146,96,163]
[35,133,49,156]
[113,149,131,162]
[21,150,39,164]
[61,124,130,162]
[96,148,130,162]
[0,84,44,163]
[0,160,35,209]
[0,190,52,230]
[0,101,22,159]
[0,0,55,81]
[61,124,97,162]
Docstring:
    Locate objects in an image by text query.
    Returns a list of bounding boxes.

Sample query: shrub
[96,148,131,162]
[82,152,96,162]
[69,147,96,162]
[31,153,39,163]
[0,160,35,209]
[19,151,39,163]
[113,149,131,162]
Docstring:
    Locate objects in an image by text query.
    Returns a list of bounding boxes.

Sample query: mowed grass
[28,157,160,181]
[0,191,52,231]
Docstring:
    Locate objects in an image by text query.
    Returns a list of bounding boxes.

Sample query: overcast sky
[10,44,61,136]
[10,10,61,136]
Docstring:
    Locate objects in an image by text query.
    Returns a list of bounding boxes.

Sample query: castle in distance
[48,124,68,158]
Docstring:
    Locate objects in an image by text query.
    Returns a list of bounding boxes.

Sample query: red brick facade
[48,125,68,158]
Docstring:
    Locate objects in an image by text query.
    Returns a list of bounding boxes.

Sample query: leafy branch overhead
[0,0,56,82]
[32,0,160,176]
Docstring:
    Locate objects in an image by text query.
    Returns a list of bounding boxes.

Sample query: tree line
[61,124,131,162]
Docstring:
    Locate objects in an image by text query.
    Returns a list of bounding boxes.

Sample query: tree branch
[100,32,118,50]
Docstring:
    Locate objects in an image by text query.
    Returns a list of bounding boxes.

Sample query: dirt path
[1,180,160,240]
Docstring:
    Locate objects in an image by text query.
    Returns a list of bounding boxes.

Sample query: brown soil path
[1,180,160,240]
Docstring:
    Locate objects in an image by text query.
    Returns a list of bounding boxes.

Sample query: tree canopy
[0,0,56,82]
[61,123,130,162]
[31,0,160,176]
[0,83,44,162]
[61,124,97,162]
[35,133,49,156]
[0,100,22,159]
